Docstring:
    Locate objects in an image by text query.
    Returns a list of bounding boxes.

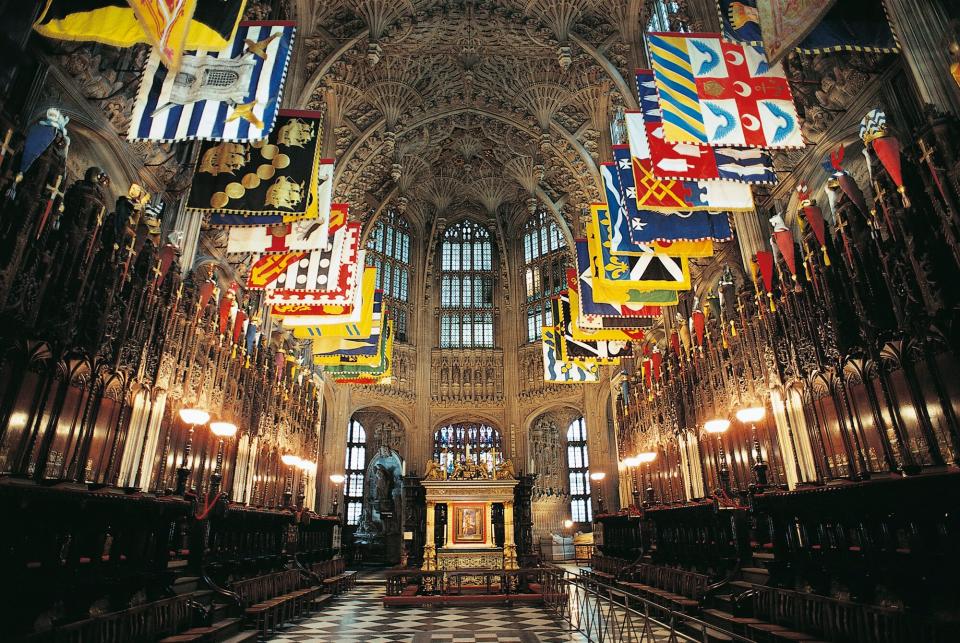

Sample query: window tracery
[433,422,503,473]
[344,419,367,525]
[439,220,495,349]
[522,210,566,342]
[366,208,412,342]
[567,416,592,523]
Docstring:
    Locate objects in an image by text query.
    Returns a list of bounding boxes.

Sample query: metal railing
[541,566,755,643]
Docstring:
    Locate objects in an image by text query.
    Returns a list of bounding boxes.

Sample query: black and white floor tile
[266,583,589,643]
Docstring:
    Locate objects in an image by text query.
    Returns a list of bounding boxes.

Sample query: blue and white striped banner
[128,21,295,142]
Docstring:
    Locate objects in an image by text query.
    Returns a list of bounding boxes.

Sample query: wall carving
[430,349,504,405]
[517,343,581,402]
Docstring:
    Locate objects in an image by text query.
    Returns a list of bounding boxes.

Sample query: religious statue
[373,462,395,513]
[494,458,516,480]
[423,460,446,480]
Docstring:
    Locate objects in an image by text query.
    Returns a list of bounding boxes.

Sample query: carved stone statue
[495,458,516,480]
[423,460,445,480]
[373,462,395,513]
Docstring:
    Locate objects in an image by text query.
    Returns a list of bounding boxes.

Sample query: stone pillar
[422,500,437,570]
[732,210,768,274]
[885,0,960,116]
[503,500,518,569]
[770,388,819,487]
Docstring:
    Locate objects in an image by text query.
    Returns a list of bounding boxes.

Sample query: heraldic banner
[187,110,325,222]
[129,21,296,142]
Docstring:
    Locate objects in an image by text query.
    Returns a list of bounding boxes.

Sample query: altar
[421,461,519,572]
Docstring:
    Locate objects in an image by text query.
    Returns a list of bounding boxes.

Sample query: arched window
[344,419,367,525]
[567,417,592,523]
[647,0,681,31]
[522,210,566,342]
[433,422,503,473]
[439,220,495,348]
[366,208,412,342]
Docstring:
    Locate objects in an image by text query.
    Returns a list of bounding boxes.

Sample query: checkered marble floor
[266,583,589,643]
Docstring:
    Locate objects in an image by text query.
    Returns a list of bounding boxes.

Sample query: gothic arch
[350,406,409,458]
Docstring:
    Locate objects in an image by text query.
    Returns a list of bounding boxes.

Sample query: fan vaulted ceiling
[287,0,656,237]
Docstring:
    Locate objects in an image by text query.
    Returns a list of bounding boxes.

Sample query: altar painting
[453,503,486,543]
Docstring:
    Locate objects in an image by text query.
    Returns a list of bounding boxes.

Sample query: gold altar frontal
[421,477,519,572]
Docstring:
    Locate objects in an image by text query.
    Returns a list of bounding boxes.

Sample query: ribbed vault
[289,0,641,240]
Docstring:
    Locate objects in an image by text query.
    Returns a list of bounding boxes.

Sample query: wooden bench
[620,563,710,612]
[587,553,629,584]
[704,585,948,643]
[231,569,321,637]
[24,595,193,643]
[311,558,357,594]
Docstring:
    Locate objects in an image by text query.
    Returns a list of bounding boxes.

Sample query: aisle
[267,582,589,643]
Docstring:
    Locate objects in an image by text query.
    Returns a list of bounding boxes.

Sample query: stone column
[732,210,768,275]
[503,499,518,569]
[885,0,960,116]
[422,500,437,571]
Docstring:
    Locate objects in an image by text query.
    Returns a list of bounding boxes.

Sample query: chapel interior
[1,1,960,642]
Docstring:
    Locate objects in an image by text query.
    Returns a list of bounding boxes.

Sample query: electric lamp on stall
[175,407,210,496]
[280,453,302,508]
[208,421,238,496]
[563,519,574,533]
[705,419,732,495]
[329,473,346,517]
[589,471,607,515]
[737,406,769,489]
[636,451,658,505]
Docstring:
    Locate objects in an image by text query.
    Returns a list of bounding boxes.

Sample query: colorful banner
[129,21,293,141]
[571,246,668,322]
[588,204,691,305]
[624,115,755,210]
[604,159,732,248]
[647,32,803,148]
[35,0,246,73]
[554,290,646,342]
[542,327,600,384]
[757,0,838,65]
[321,322,393,374]
[226,202,347,255]
[311,308,385,365]
[286,269,379,337]
[636,69,776,184]
[265,224,362,306]
[187,112,325,224]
